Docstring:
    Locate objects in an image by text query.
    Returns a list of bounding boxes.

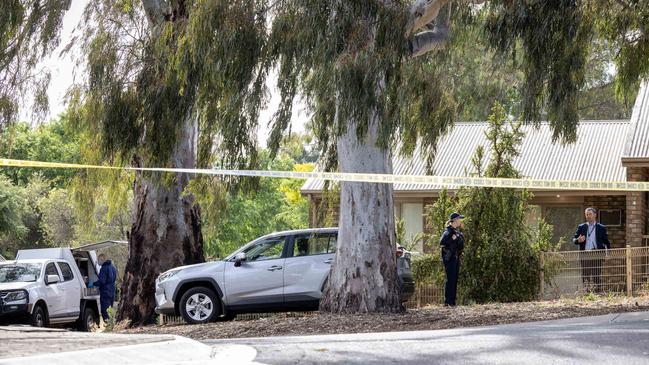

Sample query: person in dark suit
[573,207,611,291]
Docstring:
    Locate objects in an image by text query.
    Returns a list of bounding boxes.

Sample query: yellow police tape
[1,157,648,191]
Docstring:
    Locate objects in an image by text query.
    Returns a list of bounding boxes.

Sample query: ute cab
[0,241,125,331]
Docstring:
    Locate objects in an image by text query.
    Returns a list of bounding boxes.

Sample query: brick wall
[583,195,626,249]
[626,167,648,247]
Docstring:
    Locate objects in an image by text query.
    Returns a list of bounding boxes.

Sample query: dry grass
[120,294,649,340]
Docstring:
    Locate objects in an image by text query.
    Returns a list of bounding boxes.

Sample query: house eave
[621,156,649,166]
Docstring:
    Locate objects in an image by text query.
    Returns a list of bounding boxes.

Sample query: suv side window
[242,237,286,262]
[58,262,74,281]
[45,263,60,281]
[329,233,337,254]
[293,233,337,257]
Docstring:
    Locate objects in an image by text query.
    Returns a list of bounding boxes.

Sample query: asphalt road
[203,311,649,365]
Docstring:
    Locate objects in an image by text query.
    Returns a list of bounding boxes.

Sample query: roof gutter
[621,157,649,166]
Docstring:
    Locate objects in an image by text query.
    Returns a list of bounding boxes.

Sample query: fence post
[416,285,421,308]
[539,251,545,299]
[626,245,633,297]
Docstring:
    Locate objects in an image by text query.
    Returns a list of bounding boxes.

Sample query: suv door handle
[323,258,333,264]
[267,265,283,272]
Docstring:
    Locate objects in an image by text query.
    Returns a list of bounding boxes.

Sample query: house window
[599,209,622,226]
[401,203,424,252]
[544,206,583,251]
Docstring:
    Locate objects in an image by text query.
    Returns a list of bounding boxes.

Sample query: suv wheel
[179,287,219,324]
[30,305,47,328]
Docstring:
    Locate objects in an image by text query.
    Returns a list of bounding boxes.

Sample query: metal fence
[541,246,649,299]
[405,283,444,308]
[406,246,649,306]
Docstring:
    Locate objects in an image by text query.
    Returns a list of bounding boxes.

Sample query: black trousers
[580,250,604,291]
[443,256,460,306]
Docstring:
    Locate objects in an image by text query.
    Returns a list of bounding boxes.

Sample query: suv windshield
[0,263,42,283]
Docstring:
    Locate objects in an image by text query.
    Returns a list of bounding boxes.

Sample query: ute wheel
[79,307,99,332]
[179,287,220,324]
[30,305,48,328]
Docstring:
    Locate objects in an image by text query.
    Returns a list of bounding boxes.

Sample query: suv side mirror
[234,252,246,267]
[46,274,60,285]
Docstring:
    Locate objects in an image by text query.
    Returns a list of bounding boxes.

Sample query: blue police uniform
[439,217,464,306]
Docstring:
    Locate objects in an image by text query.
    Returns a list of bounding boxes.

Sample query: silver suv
[155,228,414,324]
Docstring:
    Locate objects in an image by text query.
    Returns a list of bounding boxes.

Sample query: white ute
[0,243,117,331]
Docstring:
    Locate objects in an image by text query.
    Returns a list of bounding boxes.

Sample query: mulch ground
[119,294,649,340]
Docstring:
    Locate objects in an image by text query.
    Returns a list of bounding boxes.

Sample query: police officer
[440,212,465,306]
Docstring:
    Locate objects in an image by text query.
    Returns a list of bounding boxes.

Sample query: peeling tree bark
[321,0,459,313]
[409,24,450,57]
[141,0,172,25]
[117,108,204,325]
[116,0,204,325]
[320,79,401,313]
[407,0,451,36]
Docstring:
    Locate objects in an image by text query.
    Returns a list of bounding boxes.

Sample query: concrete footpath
[0,326,262,365]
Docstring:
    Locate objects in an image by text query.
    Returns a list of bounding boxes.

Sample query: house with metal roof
[302,82,649,253]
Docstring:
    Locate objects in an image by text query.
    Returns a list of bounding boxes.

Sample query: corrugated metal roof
[301,120,630,193]
[623,82,649,159]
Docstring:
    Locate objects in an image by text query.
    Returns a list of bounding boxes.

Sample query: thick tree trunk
[319,89,401,313]
[117,110,204,325]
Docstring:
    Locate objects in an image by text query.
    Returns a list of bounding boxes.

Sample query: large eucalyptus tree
[70,0,269,324]
[267,0,594,313]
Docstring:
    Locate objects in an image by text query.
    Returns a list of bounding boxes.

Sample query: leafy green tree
[457,104,547,302]
[0,0,71,129]
[0,175,52,258]
[578,39,635,120]
[424,189,456,249]
[411,190,454,286]
[37,188,76,246]
[66,0,271,324]
[0,176,27,256]
[452,28,634,122]
[590,0,649,100]
[0,118,80,187]
[277,133,319,164]
[0,118,130,260]
[204,152,311,259]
